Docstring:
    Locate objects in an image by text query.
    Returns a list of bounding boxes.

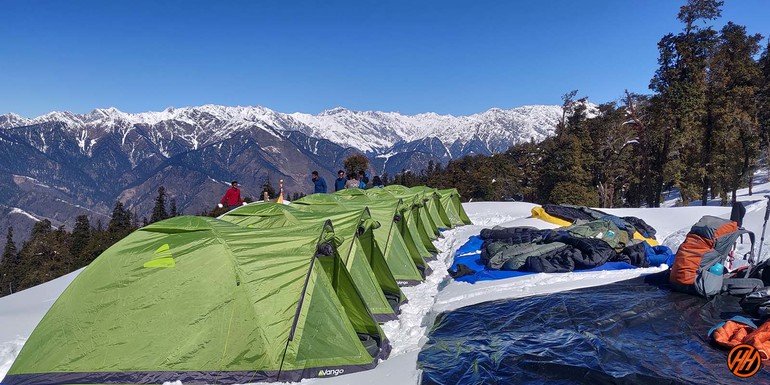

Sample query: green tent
[380,185,440,255]
[361,188,436,258]
[406,186,452,230]
[438,188,472,225]
[411,193,440,241]
[4,216,389,385]
[298,192,428,284]
[222,203,404,321]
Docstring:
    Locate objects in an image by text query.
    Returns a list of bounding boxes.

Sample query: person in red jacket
[218,181,244,209]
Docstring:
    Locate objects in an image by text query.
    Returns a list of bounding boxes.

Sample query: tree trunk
[654,174,665,208]
[654,128,673,208]
[702,107,714,206]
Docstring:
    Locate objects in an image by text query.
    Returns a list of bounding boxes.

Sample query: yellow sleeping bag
[530,206,572,227]
[530,206,659,246]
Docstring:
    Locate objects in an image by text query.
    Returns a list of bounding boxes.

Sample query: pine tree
[2,227,16,262]
[150,186,169,223]
[169,198,178,217]
[506,141,542,202]
[537,92,599,206]
[0,227,18,295]
[623,91,661,206]
[708,22,763,204]
[586,102,637,207]
[31,219,52,238]
[80,221,109,269]
[13,220,73,292]
[758,40,770,162]
[70,215,91,263]
[131,210,140,229]
[107,202,132,239]
[651,0,722,205]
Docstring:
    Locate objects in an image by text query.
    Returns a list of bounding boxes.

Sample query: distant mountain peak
[319,106,349,115]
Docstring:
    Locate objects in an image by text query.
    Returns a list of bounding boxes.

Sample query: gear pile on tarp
[531,203,659,245]
[448,204,672,283]
[712,285,770,360]
[3,185,469,385]
[664,214,770,362]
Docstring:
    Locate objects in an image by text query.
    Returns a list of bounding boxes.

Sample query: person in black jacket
[372,175,384,188]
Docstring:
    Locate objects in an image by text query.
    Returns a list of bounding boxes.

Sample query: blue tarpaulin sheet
[419,275,762,384]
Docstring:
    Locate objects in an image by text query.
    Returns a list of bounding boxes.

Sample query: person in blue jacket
[358,170,368,189]
[311,171,327,193]
[334,170,346,191]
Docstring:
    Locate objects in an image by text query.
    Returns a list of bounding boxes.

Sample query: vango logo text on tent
[317,368,345,377]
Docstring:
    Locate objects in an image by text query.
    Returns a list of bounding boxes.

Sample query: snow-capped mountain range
[0,103,562,247]
[1,104,562,154]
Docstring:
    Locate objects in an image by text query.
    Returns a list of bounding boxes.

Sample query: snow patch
[9,208,39,222]
[0,338,24,377]
[12,175,50,189]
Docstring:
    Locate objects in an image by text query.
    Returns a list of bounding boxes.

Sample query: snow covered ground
[2,182,770,384]
[0,269,81,376]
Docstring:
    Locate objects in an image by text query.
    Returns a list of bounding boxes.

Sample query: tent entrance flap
[220,203,399,322]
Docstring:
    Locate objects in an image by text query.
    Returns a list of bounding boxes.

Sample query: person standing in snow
[334,170,346,191]
[345,174,360,189]
[311,171,327,193]
[219,181,244,209]
[372,175,384,188]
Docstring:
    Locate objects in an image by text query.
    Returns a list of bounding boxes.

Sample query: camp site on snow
[4,0,770,383]
[4,182,770,385]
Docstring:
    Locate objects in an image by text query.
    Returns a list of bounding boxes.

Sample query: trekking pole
[757,195,770,263]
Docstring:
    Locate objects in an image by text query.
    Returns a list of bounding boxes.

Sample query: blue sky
[1,0,769,117]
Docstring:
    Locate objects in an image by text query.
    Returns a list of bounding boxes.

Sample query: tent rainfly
[378,186,441,255]
[438,188,472,225]
[359,188,435,261]
[406,186,453,230]
[296,193,428,284]
[222,203,405,321]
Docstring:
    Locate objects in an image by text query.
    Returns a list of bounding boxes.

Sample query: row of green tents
[4,186,471,385]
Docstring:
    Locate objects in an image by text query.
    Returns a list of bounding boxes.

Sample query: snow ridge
[1,104,564,153]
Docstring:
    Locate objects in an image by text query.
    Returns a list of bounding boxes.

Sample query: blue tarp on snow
[419,275,765,384]
[451,235,674,284]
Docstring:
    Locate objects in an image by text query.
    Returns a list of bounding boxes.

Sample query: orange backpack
[670,216,758,297]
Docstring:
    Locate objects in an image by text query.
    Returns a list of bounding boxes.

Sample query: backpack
[669,215,759,297]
